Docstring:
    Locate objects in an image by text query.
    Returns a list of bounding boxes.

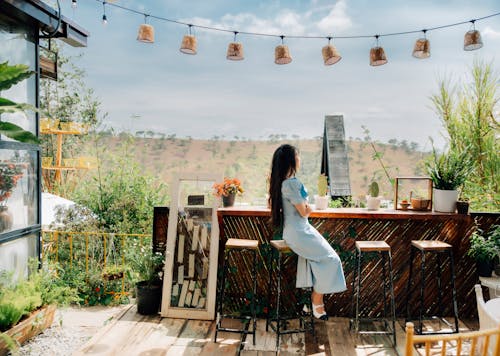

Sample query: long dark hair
[268,144,298,227]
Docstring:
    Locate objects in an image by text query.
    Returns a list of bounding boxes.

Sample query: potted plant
[213,177,244,207]
[314,174,330,210]
[425,146,472,213]
[131,249,164,315]
[467,225,500,277]
[366,181,381,211]
[0,260,78,354]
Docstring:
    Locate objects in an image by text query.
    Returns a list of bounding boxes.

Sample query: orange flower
[213,177,244,197]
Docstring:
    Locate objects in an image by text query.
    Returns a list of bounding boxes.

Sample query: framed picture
[393,176,433,211]
[161,172,221,320]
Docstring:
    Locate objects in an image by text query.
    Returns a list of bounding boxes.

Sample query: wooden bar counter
[216,206,500,318]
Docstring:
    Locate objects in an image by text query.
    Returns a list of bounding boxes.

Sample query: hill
[97,136,427,205]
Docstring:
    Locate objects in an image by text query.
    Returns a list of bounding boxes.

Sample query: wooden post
[405,322,414,356]
[54,132,63,184]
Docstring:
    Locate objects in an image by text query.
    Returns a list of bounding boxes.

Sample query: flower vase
[0,206,13,232]
[222,193,236,207]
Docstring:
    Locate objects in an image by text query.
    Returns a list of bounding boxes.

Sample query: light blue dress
[281,177,347,294]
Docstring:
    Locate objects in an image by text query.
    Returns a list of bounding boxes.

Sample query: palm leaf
[0,62,34,91]
[0,122,39,144]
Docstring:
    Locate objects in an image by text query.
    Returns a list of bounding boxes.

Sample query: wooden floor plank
[74,304,147,355]
[126,317,187,355]
[199,319,241,355]
[325,317,356,356]
[305,319,330,355]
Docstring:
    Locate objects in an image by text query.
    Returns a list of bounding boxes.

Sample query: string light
[464,20,483,51]
[322,37,341,65]
[85,1,499,65]
[102,1,107,26]
[370,35,387,66]
[180,25,197,55]
[275,35,292,64]
[137,14,154,43]
[412,30,430,59]
[227,31,244,61]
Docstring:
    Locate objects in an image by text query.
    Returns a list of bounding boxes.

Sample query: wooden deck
[74,305,478,355]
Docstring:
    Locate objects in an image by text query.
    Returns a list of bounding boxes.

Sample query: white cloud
[483,26,500,40]
[316,0,352,33]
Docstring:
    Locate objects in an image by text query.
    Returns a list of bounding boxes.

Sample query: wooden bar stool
[351,240,396,346]
[214,238,259,345]
[406,240,459,335]
[266,239,315,349]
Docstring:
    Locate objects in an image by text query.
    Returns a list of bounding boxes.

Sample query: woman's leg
[311,290,325,313]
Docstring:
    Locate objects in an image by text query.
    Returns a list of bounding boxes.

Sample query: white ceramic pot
[366,196,381,211]
[314,195,330,210]
[433,188,458,213]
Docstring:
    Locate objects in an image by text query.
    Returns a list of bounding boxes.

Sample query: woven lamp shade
[369,46,388,66]
[275,44,292,64]
[412,38,430,58]
[227,42,244,60]
[180,35,197,55]
[137,24,154,43]
[464,30,483,51]
[322,44,342,65]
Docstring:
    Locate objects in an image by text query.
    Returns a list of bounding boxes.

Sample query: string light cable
[89,0,500,41]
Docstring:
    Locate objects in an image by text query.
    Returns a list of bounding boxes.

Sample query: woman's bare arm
[294,201,312,218]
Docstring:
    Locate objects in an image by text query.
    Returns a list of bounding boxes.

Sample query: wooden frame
[393,176,433,211]
[161,172,221,320]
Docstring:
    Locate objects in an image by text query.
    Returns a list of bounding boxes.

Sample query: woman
[268,144,346,320]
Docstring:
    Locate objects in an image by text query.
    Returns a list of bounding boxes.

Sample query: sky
[59,0,500,149]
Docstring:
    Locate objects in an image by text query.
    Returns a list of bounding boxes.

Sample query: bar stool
[266,239,315,349]
[351,240,396,346]
[406,240,459,335]
[214,238,259,345]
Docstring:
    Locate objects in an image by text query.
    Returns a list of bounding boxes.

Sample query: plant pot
[0,305,56,355]
[456,200,470,215]
[366,196,381,211]
[136,281,162,315]
[433,188,458,213]
[314,195,330,210]
[476,260,494,278]
[0,206,13,233]
[222,193,236,207]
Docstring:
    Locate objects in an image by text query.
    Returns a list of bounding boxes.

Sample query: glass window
[0,233,38,278]
[0,25,37,136]
[0,149,38,233]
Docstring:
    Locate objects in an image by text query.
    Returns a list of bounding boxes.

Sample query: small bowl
[400,202,411,210]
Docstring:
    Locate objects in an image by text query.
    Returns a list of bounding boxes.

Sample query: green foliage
[126,244,164,285]
[0,260,78,332]
[368,181,379,197]
[431,60,499,210]
[0,61,39,143]
[467,225,500,263]
[69,135,168,234]
[425,145,472,190]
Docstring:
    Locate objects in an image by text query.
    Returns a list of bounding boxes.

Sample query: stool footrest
[216,327,255,334]
[219,314,253,321]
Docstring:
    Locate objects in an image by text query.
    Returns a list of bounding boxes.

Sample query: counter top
[217,206,471,220]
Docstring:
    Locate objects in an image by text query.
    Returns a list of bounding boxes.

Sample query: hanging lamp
[102,1,107,26]
[275,36,292,65]
[464,20,483,51]
[227,32,244,60]
[322,37,342,65]
[369,35,387,66]
[412,30,430,58]
[137,15,154,43]
[180,25,197,54]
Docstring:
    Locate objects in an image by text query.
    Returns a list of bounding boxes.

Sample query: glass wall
[0,18,40,273]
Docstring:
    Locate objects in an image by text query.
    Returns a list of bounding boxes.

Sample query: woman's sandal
[312,303,329,321]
